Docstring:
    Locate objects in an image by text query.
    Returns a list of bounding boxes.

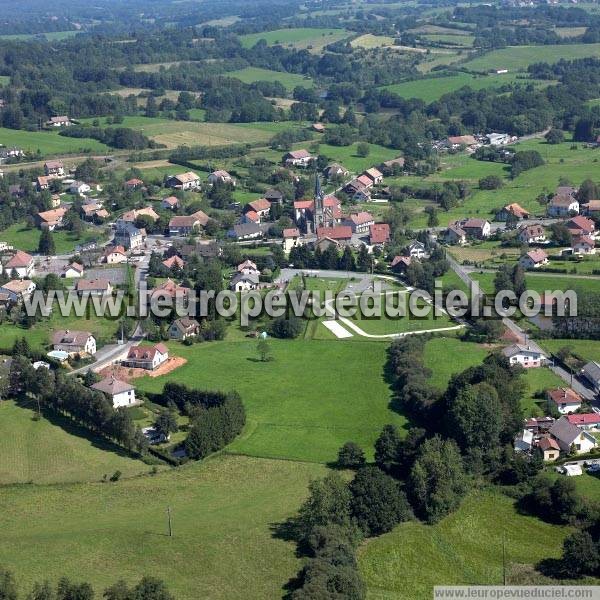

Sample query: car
[586,464,600,473]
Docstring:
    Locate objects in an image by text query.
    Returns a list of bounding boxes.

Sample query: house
[548,187,579,217]
[102,245,127,264]
[149,279,190,302]
[230,272,259,292]
[114,221,146,250]
[52,330,96,355]
[244,198,271,220]
[46,116,72,127]
[524,416,555,434]
[391,255,412,274]
[566,413,600,431]
[344,178,368,196]
[369,223,390,247]
[323,163,349,179]
[168,317,200,340]
[353,188,372,203]
[517,224,546,244]
[356,174,373,189]
[92,377,137,408]
[122,343,169,371]
[62,262,84,278]
[497,203,530,221]
[283,227,301,253]
[75,278,112,296]
[573,235,596,255]
[447,135,477,148]
[69,181,91,196]
[538,437,560,462]
[241,210,259,225]
[458,218,491,239]
[312,123,325,133]
[264,188,284,205]
[283,149,314,168]
[547,387,583,415]
[519,248,548,270]
[344,211,374,235]
[168,210,210,236]
[549,416,597,455]
[502,344,546,368]
[407,240,427,259]
[0,279,36,302]
[444,224,467,246]
[581,200,600,216]
[237,260,260,276]
[3,250,35,278]
[81,203,107,222]
[166,171,201,191]
[50,194,61,208]
[162,255,185,270]
[315,237,341,252]
[36,207,68,231]
[566,215,595,237]
[514,429,534,453]
[316,226,353,245]
[228,223,263,241]
[161,196,179,210]
[581,361,600,393]
[36,176,50,191]
[124,178,144,190]
[486,132,511,146]
[44,160,65,177]
[207,170,235,186]
[363,167,383,185]
[120,207,159,223]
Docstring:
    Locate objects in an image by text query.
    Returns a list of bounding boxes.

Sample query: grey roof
[231,223,262,238]
[582,361,600,383]
[549,417,584,445]
[231,272,259,286]
[92,376,134,396]
[502,344,544,358]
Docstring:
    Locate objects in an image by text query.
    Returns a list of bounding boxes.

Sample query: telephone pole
[167,506,173,537]
[502,531,507,586]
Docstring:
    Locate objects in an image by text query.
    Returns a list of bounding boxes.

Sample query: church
[293,174,341,234]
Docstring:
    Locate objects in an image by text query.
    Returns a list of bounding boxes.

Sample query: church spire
[314,172,323,208]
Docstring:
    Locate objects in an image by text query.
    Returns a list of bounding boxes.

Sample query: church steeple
[314,172,323,209]
[313,172,325,230]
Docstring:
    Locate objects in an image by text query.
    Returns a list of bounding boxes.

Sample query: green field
[359,488,576,599]
[422,33,475,47]
[309,141,399,173]
[463,43,600,72]
[541,338,600,363]
[470,271,600,295]
[0,127,110,156]
[0,454,325,599]
[239,28,349,52]
[0,400,152,484]
[522,367,565,415]
[135,339,408,463]
[225,66,314,90]
[0,31,80,41]
[381,72,529,103]
[350,34,396,48]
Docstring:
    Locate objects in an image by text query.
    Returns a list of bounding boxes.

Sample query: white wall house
[502,344,545,368]
[91,377,137,408]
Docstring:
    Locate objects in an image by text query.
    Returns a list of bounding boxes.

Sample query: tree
[0,568,17,600]
[131,577,174,600]
[545,128,564,145]
[337,441,366,469]
[374,424,401,474]
[478,175,503,190]
[257,339,272,362]
[562,530,599,576]
[550,222,573,247]
[268,316,303,339]
[27,580,55,600]
[577,179,599,203]
[145,96,158,118]
[38,229,56,255]
[356,142,370,158]
[349,466,412,536]
[154,407,178,438]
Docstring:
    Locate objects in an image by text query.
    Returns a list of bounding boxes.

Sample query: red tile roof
[316,226,352,240]
[369,223,390,244]
[547,387,582,406]
[566,413,600,426]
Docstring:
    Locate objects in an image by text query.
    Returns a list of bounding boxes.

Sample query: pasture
[309,141,399,173]
[239,28,349,52]
[135,339,408,463]
[225,66,314,90]
[0,400,152,484]
[0,454,325,600]
[0,127,110,156]
[541,338,600,363]
[350,34,396,48]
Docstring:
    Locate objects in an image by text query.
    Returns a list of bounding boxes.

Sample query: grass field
[225,66,314,90]
[135,339,408,463]
[0,127,110,156]
[239,28,349,52]
[0,454,325,599]
[470,271,600,295]
[0,400,152,484]
[381,72,529,103]
[309,141,399,173]
[0,31,80,41]
[350,34,396,48]
[462,43,600,72]
[541,338,600,363]
[422,34,475,47]
[359,488,576,599]
[522,367,564,415]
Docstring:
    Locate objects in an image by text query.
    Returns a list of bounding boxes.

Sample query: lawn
[462,43,600,72]
[135,339,408,463]
[0,454,326,600]
[239,28,349,53]
[380,72,529,103]
[521,367,564,416]
[541,339,600,364]
[225,67,314,90]
[0,400,152,484]
[358,488,577,599]
[0,127,110,156]
[470,271,600,295]
[310,141,399,173]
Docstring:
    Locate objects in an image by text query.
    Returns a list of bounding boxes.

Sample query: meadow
[239,28,349,52]
[0,127,110,156]
[225,66,314,90]
[470,271,600,295]
[0,399,152,484]
[306,141,399,173]
[541,338,600,363]
[350,34,396,48]
[0,31,80,41]
[358,488,576,599]
[0,454,325,600]
[135,339,408,463]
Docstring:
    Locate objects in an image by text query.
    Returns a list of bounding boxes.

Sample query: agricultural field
[421,34,475,47]
[359,488,576,599]
[416,50,465,73]
[0,453,325,600]
[469,271,600,295]
[225,66,314,90]
[541,338,600,363]
[0,31,80,41]
[350,34,396,48]
[308,141,399,173]
[462,43,600,72]
[239,28,349,52]
[135,339,408,463]
[0,399,152,484]
[0,127,110,156]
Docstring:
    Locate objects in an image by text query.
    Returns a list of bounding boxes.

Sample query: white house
[167,171,201,191]
[547,387,583,415]
[486,132,511,146]
[284,149,314,167]
[52,330,97,355]
[517,224,546,245]
[62,262,84,278]
[502,344,546,368]
[122,343,169,370]
[407,240,427,259]
[230,272,259,292]
[102,246,128,265]
[69,181,91,196]
[548,187,579,217]
[0,279,36,302]
[283,228,301,253]
[519,249,548,270]
[91,376,137,408]
[549,417,597,455]
[573,235,596,255]
[208,170,235,186]
[237,259,260,276]
[3,250,35,278]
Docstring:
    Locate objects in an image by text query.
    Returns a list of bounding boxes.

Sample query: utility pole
[502,531,507,586]
[167,506,173,537]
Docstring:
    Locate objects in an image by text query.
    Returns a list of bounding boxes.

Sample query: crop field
[359,488,576,600]
[462,43,600,72]
[554,26,588,38]
[239,27,349,52]
[0,127,110,156]
[0,400,152,484]
[225,66,314,90]
[0,454,325,600]
[381,72,526,102]
[135,339,408,463]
